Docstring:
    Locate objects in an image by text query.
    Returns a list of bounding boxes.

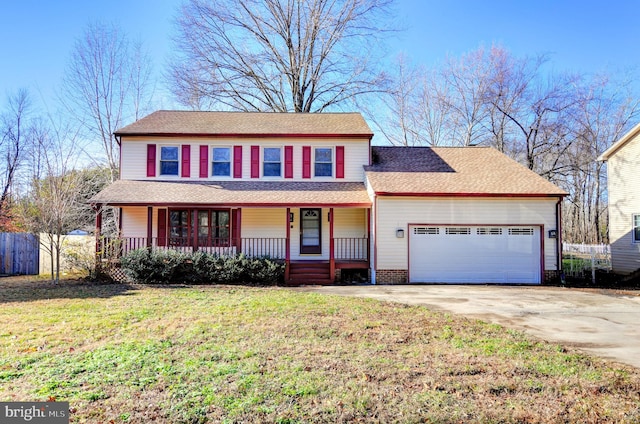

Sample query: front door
[300,208,322,254]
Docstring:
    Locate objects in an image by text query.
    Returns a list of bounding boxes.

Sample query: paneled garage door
[409,225,541,284]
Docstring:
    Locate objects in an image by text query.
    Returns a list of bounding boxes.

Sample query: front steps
[288,261,333,285]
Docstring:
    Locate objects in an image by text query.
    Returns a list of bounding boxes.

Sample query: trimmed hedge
[120,248,285,285]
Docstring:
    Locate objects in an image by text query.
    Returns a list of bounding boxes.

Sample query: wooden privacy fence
[0,233,39,275]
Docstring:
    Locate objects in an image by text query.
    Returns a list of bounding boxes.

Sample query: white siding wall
[120,137,370,182]
[374,197,559,271]
[333,208,367,238]
[608,133,640,274]
[241,208,287,238]
[121,207,149,238]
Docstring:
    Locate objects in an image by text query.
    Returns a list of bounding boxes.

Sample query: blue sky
[1,0,639,112]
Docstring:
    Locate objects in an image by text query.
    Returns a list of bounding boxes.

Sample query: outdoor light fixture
[289,212,294,222]
[396,228,405,238]
[548,229,557,239]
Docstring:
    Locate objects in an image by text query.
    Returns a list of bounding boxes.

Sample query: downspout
[556,197,563,281]
[371,195,377,285]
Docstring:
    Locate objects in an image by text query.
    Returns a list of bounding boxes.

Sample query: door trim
[300,208,322,254]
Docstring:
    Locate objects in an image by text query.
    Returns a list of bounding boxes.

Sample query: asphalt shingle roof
[90,180,372,206]
[365,146,567,196]
[114,110,374,137]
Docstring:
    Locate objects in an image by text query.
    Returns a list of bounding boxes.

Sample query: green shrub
[119,249,285,285]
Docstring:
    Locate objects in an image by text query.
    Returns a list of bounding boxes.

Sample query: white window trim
[633,214,640,243]
[262,146,283,178]
[159,145,180,177]
[313,146,334,178]
[211,146,232,178]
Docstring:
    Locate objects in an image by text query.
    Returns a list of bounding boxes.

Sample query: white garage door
[409,225,541,284]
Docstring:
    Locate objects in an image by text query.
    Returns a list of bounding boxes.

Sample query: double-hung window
[212,147,231,177]
[634,214,640,243]
[263,147,281,177]
[314,148,333,177]
[160,146,179,176]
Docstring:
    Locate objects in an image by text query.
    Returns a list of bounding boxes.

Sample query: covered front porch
[90,179,372,284]
[95,205,370,284]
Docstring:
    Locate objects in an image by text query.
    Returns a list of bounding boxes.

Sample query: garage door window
[509,228,534,235]
[445,227,470,235]
[477,228,502,235]
[414,227,439,235]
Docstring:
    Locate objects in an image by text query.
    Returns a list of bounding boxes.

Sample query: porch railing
[97,236,368,262]
[97,237,286,260]
[334,237,368,261]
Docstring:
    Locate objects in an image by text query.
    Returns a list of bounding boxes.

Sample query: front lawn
[1,278,639,423]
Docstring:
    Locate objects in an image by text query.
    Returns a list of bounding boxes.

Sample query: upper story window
[263,147,281,177]
[634,214,640,243]
[212,147,231,177]
[160,146,179,176]
[314,147,333,177]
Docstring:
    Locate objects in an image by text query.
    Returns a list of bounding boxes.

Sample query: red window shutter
[284,146,293,178]
[233,146,243,178]
[231,208,241,247]
[199,145,208,178]
[181,145,191,177]
[336,146,345,179]
[157,209,167,247]
[147,144,156,177]
[302,146,311,179]
[250,145,260,178]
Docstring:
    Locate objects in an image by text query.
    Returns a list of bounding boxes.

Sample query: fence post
[591,247,596,285]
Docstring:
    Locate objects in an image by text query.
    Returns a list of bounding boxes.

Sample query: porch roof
[90,180,372,207]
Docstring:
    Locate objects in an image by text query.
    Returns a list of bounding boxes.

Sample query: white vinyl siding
[241,209,286,238]
[607,131,640,273]
[333,208,367,238]
[374,196,558,272]
[121,207,149,238]
[120,137,370,182]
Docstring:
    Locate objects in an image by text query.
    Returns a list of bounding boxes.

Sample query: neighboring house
[91,110,566,285]
[598,122,640,275]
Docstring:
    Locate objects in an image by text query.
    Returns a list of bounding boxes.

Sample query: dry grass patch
[1,277,639,423]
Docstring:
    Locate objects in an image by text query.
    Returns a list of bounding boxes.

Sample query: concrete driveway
[295,285,640,369]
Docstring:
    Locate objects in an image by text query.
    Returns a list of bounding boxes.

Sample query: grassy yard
[1,278,639,423]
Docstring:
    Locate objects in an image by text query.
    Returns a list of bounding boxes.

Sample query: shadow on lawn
[0,276,138,304]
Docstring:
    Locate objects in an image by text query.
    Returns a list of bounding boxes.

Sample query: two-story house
[598,122,640,275]
[91,110,566,285]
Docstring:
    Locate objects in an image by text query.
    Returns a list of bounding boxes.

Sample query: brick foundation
[375,269,408,285]
[544,270,562,285]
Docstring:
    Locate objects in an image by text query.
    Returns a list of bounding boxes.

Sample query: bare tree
[170,0,395,112]
[18,118,90,283]
[367,54,424,146]
[0,89,33,224]
[376,45,640,244]
[563,76,640,243]
[61,21,153,181]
